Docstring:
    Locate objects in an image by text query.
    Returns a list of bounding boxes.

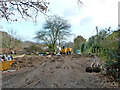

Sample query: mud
[2,55,119,88]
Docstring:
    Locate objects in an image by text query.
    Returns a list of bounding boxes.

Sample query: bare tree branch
[0,0,49,21]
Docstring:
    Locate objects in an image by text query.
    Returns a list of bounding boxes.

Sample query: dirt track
[2,55,119,88]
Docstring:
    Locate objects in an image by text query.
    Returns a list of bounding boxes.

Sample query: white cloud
[48,0,118,27]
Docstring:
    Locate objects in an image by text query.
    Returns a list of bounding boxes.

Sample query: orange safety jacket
[67,48,72,52]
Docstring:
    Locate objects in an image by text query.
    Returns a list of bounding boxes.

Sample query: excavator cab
[60,46,72,55]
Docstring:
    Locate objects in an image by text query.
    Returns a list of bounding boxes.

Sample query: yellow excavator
[0,60,15,71]
[60,46,72,55]
[0,54,15,71]
[60,46,67,54]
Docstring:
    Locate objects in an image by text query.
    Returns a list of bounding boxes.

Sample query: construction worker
[77,49,81,55]
[7,55,13,60]
[1,54,7,61]
[0,56,4,61]
[60,46,67,55]
[67,48,72,55]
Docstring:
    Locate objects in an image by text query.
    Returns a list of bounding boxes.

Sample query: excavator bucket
[0,60,15,71]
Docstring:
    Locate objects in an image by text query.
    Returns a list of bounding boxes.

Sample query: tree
[0,0,49,21]
[2,30,21,51]
[86,28,109,53]
[35,15,71,52]
[81,43,85,54]
[74,35,86,53]
[24,44,43,54]
[77,0,84,6]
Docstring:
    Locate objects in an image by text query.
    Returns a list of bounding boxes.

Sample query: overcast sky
[0,0,119,42]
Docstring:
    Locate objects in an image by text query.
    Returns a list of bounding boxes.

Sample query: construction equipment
[60,41,72,55]
[0,60,15,71]
[46,51,50,55]
[60,46,67,54]
[0,54,15,71]
[60,46,72,55]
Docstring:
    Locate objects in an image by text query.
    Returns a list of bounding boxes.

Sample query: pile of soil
[10,55,66,71]
[10,56,47,70]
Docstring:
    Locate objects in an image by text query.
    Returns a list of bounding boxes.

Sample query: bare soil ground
[2,55,119,88]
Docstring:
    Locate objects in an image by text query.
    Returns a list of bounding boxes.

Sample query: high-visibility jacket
[67,48,72,52]
[61,48,67,53]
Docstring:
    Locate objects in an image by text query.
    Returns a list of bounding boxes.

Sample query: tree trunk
[59,39,61,47]
[52,41,56,52]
